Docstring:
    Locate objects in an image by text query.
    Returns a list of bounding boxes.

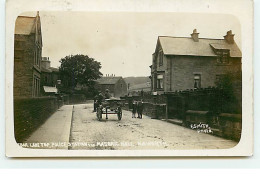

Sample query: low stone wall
[69,94,86,104]
[184,110,242,141]
[14,97,59,143]
[122,101,166,119]
[219,113,242,141]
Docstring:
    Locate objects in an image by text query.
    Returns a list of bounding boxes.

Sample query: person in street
[104,89,111,99]
[132,100,137,118]
[93,93,99,112]
[96,91,104,107]
[137,100,144,119]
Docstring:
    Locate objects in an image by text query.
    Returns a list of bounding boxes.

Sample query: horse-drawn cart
[96,98,123,121]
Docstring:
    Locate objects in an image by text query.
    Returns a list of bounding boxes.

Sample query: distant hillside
[124,76,150,87]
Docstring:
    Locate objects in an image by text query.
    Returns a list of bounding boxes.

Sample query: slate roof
[49,67,59,72]
[15,16,36,35]
[41,67,52,73]
[41,66,59,73]
[129,82,151,92]
[96,77,122,85]
[158,36,242,58]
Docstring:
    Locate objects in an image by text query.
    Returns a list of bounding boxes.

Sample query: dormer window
[210,44,230,64]
[216,50,230,64]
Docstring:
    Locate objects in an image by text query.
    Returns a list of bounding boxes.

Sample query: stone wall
[14,35,34,97]
[169,55,241,91]
[69,94,86,104]
[14,97,58,143]
[219,113,242,141]
[121,94,166,119]
[185,111,241,141]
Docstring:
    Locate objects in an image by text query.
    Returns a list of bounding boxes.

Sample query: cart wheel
[117,107,122,120]
[97,107,102,121]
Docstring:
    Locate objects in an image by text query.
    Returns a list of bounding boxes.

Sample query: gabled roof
[15,16,36,35]
[157,36,242,57]
[96,77,122,85]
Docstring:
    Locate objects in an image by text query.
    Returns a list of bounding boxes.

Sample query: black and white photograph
[5,0,253,157]
[11,11,243,150]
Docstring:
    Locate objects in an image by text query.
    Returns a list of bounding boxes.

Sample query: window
[217,50,230,64]
[33,75,41,97]
[215,74,226,86]
[159,51,163,66]
[34,47,41,68]
[34,49,38,66]
[221,52,229,63]
[194,74,201,89]
[157,74,164,89]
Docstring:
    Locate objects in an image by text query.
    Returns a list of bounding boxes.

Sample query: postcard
[5,0,253,157]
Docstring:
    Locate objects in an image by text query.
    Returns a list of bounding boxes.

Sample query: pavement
[23,105,74,149]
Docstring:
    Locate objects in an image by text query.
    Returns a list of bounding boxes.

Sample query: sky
[20,11,241,77]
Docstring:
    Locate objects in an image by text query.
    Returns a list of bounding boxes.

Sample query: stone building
[14,12,42,97]
[41,57,59,95]
[96,75,127,98]
[150,29,242,94]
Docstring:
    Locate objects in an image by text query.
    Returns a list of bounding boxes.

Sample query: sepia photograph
[11,11,243,151]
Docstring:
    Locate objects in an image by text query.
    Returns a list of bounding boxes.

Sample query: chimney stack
[191,29,199,42]
[224,30,235,44]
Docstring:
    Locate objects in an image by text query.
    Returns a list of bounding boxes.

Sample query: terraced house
[14,12,42,97]
[150,29,242,94]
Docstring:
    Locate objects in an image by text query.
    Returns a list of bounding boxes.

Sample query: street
[68,103,238,150]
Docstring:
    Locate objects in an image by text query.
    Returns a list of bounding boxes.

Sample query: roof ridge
[158,36,225,40]
[17,16,36,18]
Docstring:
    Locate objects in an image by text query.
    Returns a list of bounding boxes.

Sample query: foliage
[215,71,242,113]
[59,54,102,94]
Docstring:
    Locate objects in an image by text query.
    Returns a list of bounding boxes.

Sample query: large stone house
[14,12,42,97]
[150,29,242,94]
[96,75,127,98]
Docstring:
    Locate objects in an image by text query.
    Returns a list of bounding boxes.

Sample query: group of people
[93,89,144,119]
[132,100,144,119]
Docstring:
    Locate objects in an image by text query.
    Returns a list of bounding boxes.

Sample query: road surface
[68,103,238,150]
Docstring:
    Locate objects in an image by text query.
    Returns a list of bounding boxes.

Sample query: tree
[59,54,102,94]
[215,71,242,113]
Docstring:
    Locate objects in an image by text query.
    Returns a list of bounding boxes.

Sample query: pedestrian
[132,100,137,118]
[93,94,98,112]
[137,100,144,119]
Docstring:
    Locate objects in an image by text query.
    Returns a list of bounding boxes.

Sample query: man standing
[93,93,99,112]
[137,100,144,119]
[104,89,111,99]
[132,100,137,118]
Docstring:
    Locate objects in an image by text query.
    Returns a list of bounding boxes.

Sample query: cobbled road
[68,103,238,150]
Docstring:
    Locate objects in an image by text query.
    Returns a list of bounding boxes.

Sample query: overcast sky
[20,12,241,77]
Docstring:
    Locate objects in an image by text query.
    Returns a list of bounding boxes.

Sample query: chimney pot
[224,30,235,44]
[191,29,199,42]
